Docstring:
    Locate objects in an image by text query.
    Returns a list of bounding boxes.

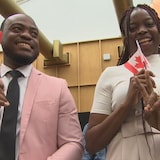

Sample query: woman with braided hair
[118,4,160,65]
[85,4,160,160]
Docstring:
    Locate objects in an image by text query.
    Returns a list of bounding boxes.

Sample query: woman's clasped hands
[135,69,160,130]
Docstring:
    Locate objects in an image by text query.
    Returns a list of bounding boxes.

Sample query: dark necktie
[0,70,22,160]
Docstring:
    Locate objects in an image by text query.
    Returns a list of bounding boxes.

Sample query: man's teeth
[17,43,30,48]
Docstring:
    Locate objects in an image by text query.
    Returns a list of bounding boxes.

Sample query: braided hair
[117,4,160,65]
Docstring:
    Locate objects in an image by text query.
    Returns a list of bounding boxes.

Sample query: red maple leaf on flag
[135,56,145,68]
[124,46,150,74]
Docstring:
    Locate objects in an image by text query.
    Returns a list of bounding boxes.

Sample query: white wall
[0,0,151,44]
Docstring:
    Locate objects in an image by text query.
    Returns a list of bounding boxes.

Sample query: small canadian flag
[124,40,150,74]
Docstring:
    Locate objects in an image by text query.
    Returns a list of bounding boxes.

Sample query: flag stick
[136,40,146,69]
[136,40,146,109]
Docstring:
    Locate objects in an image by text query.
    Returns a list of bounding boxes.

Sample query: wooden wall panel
[36,54,57,76]
[69,87,79,110]
[0,53,3,64]
[58,43,78,87]
[79,86,95,112]
[32,37,123,112]
[79,41,101,85]
[101,38,123,70]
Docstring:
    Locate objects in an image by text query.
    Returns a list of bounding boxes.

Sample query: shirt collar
[1,64,33,78]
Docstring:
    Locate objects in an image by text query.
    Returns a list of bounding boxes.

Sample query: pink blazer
[18,68,83,160]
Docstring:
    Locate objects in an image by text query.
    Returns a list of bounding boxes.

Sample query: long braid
[117,7,134,65]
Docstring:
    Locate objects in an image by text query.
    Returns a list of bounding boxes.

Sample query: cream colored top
[91,54,160,160]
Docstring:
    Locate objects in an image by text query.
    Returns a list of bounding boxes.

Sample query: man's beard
[5,52,39,65]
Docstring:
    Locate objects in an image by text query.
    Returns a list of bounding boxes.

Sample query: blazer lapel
[19,68,41,146]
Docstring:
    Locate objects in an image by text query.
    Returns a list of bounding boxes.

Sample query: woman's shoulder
[96,64,132,85]
[102,64,130,77]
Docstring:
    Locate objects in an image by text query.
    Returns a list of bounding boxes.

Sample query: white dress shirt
[0,64,32,160]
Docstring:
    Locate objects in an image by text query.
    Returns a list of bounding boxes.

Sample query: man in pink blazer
[0,13,83,160]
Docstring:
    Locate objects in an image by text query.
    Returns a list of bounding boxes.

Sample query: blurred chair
[78,112,90,130]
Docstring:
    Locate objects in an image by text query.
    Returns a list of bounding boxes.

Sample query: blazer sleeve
[47,79,84,160]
